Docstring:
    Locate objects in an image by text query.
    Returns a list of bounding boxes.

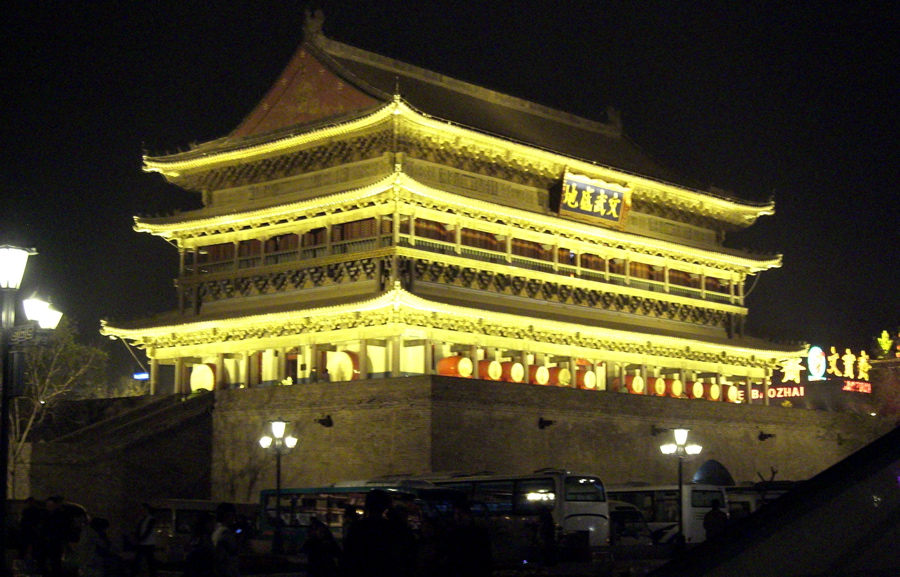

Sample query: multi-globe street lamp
[1,245,63,567]
[259,418,297,554]
[660,427,702,543]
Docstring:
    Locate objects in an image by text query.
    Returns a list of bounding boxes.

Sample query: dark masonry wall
[213,376,893,503]
[28,395,213,546]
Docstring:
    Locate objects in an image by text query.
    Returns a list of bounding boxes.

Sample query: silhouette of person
[132,503,157,577]
[301,517,341,577]
[341,505,359,550]
[341,489,410,577]
[77,517,114,577]
[442,502,491,577]
[212,503,241,577]
[183,512,216,577]
[40,496,71,577]
[18,496,46,568]
[703,499,728,539]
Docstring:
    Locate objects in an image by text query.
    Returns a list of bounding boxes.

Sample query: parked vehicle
[148,499,258,563]
[608,500,669,576]
[607,483,728,544]
[257,482,465,554]
[725,481,797,521]
[415,469,611,567]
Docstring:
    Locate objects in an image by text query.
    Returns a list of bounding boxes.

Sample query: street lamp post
[1,245,36,571]
[0,245,63,572]
[660,428,702,544]
[259,418,297,555]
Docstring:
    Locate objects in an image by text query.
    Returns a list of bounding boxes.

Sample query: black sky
[2,1,898,376]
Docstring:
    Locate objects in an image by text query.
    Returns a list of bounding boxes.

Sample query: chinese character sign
[559,173,632,230]
[779,345,872,389]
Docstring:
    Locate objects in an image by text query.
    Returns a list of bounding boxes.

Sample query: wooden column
[390,337,401,377]
[310,344,319,382]
[174,358,186,396]
[423,339,433,376]
[149,357,159,396]
[277,348,287,382]
[359,340,369,379]
[242,352,252,388]
[215,354,225,390]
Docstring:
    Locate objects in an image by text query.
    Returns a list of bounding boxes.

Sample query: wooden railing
[188,232,740,307]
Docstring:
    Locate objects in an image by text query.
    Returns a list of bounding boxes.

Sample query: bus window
[474,481,514,515]
[692,489,724,508]
[654,490,679,523]
[516,478,555,514]
[565,476,606,502]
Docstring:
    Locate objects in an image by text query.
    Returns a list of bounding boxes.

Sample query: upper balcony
[180,216,742,309]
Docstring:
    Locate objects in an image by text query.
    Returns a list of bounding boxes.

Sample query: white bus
[607,484,728,544]
[416,469,611,567]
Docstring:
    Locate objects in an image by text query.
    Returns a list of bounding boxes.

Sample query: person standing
[183,512,216,577]
[341,490,410,577]
[77,517,114,577]
[18,497,47,570]
[703,499,729,539]
[131,504,157,577]
[442,502,491,577]
[212,503,241,577]
[40,496,70,577]
[300,518,341,577]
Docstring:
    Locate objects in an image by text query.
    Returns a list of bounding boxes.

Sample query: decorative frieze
[127,289,771,370]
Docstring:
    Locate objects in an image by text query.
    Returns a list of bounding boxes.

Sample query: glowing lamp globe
[0,245,36,290]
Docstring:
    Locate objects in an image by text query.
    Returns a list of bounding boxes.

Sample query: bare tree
[8,318,107,494]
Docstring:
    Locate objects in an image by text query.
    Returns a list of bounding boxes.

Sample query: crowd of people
[10,497,248,577]
[10,492,493,577]
[303,489,492,577]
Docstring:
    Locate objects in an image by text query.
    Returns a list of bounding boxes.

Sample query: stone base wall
[24,376,890,546]
[213,376,892,502]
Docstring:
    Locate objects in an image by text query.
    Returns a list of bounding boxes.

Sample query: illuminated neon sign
[842,381,872,394]
[779,345,871,385]
[807,346,827,380]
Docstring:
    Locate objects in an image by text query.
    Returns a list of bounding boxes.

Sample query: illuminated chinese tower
[103,13,802,405]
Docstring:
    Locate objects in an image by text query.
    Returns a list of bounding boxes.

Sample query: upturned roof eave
[101,285,804,360]
[134,171,783,272]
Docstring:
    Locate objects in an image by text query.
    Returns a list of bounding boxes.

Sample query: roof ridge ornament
[303,9,325,45]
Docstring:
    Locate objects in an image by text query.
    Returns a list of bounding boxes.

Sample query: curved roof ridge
[315,34,625,140]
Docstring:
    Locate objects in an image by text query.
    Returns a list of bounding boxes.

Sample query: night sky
[2,1,898,377]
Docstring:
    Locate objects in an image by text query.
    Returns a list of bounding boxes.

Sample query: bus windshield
[565,476,606,502]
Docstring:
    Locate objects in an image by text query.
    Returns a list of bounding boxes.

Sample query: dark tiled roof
[316,38,689,185]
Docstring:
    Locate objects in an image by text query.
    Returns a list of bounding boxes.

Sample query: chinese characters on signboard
[558,172,632,230]
[777,345,871,390]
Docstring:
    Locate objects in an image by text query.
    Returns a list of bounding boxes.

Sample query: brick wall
[214,376,892,501]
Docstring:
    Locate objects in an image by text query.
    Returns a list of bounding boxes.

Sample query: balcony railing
[186,232,741,307]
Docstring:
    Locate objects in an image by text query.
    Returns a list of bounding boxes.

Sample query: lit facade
[102,15,803,404]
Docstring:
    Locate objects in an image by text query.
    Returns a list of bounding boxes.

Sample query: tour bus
[607,483,728,544]
[725,480,797,521]
[416,469,611,567]
[257,481,465,554]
